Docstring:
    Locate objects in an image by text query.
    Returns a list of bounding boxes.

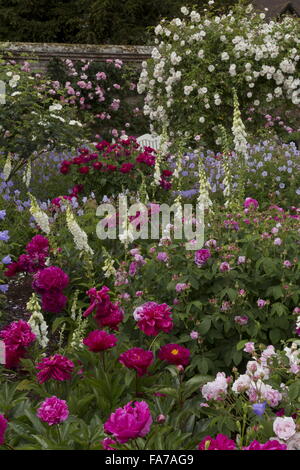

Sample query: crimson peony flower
[26,235,49,256]
[133,301,173,336]
[0,320,36,368]
[104,401,152,444]
[36,354,75,384]
[79,166,90,174]
[198,434,236,450]
[97,305,124,330]
[83,330,117,352]
[0,414,8,445]
[33,266,69,293]
[119,348,154,376]
[158,343,190,367]
[37,396,69,426]
[41,291,68,314]
[83,286,123,330]
[243,439,287,450]
[119,162,134,173]
[101,437,117,450]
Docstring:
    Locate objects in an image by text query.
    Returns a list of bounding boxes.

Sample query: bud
[157,414,166,424]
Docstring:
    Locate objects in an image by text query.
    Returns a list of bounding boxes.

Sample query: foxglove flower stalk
[197,158,212,210]
[29,194,50,234]
[27,293,49,348]
[232,90,248,158]
[3,153,12,181]
[66,205,94,255]
[23,158,32,188]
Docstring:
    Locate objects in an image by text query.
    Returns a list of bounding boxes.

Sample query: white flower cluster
[2,153,12,181]
[29,194,50,234]
[27,294,49,348]
[66,205,94,255]
[138,5,300,146]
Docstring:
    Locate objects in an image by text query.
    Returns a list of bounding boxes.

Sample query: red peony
[83,330,117,352]
[119,348,154,376]
[158,343,190,367]
[36,354,75,384]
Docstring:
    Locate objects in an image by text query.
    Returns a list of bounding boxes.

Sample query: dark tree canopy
[0,0,240,44]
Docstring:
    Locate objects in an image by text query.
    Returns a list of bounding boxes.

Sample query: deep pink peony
[133,301,173,336]
[101,437,117,450]
[0,320,36,368]
[243,439,287,450]
[158,343,190,367]
[0,414,8,445]
[37,396,69,426]
[244,198,259,209]
[33,266,69,293]
[104,401,152,443]
[26,235,49,256]
[41,291,68,314]
[83,330,117,352]
[198,434,236,450]
[194,249,211,267]
[83,286,124,330]
[36,354,75,384]
[119,348,154,376]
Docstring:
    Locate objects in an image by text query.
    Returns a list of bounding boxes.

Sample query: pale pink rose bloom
[273,417,296,441]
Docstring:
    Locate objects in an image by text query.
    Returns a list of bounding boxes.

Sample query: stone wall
[0,42,153,72]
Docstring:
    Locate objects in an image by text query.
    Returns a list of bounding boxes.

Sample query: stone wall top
[0,42,153,71]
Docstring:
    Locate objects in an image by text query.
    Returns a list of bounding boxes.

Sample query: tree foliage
[0,0,239,44]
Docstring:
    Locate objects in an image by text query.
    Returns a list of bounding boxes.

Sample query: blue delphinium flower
[0,210,6,220]
[0,230,9,242]
[0,284,9,293]
[1,255,11,264]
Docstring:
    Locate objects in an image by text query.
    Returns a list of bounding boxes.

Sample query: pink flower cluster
[133,301,173,336]
[201,373,228,401]
[198,434,236,450]
[104,401,152,443]
[0,320,36,368]
[83,286,124,330]
[194,249,211,267]
[5,235,49,277]
[36,354,75,384]
[37,396,69,426]
[33,266,69,314]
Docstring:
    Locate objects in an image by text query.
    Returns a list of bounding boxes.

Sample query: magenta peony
[36,354,75,384]
[244,197,259,209]
[104,401,152,443]
[83,330,117,352]
[40,291,68,314]
[194,249,211,267]
[0,414,8,445]
[83,286,123,330]
[198,434,236,450]
[101,437,117,450]
[33,266,69,293]
[243,439,287,450]
[158,343,190,367]
[0,320,36,368]
[133,302,173,336]
[37,396,69,426]
[119,348,154,376]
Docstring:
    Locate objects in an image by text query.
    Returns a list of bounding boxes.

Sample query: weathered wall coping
[0,42,154,71]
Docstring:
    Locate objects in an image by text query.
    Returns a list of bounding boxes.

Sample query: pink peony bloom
[198,434,236,450]
[273,417,296,441]
[244,439,287,450]
[0,320,36,368]
[101,437,117,450]
[104,401,152,444]
[194,249,211,267]
[36,354,75,384]
[133,302,173,336]
[244,342,255,353]
[83,330,117,352]
[37,396,69,426]
[244,198,259,209]
[119,348,154,376]
[0,414,8,445]
[158,343,190,367]
[41,291,68,314]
